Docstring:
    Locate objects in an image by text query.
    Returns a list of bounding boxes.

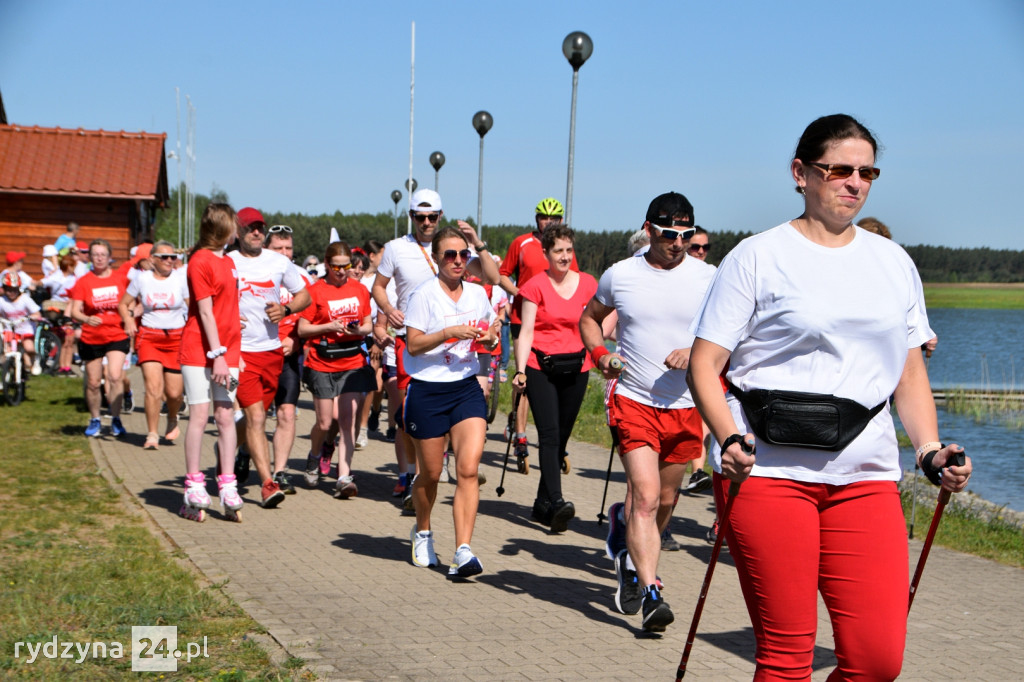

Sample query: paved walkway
[91,374,1024,680]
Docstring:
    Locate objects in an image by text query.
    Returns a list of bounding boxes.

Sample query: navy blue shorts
[403,376,487,440]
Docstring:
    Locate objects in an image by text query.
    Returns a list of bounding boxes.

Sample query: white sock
[625,554,636,572]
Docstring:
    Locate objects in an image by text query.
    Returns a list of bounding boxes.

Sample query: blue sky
[2,1,1022,249]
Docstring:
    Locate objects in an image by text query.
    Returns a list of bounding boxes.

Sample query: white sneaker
[439,451,451,483]
[355,428,368,450]
[31,360,42,376]
[410,525,437,567]
[448,544,483,578]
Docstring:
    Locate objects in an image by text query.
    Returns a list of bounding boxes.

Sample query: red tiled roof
[0,125,167,200]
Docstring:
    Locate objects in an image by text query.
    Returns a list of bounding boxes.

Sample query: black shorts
[78,337,131,362]
[274,352,302,407]
[510,323,522,340]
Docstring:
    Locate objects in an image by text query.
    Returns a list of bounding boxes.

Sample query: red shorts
[237,349,284,410]
[613,393,702,464]
[395,335,411,392]
[136,326,183,371]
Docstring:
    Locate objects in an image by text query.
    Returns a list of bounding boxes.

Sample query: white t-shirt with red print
[0,293,40,336]
[228,249,307,353]
[126,269,189,330]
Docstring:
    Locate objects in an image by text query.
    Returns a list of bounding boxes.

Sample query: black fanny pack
[532,348,586,376]
[727,381,886,451]
[315,339,364,360]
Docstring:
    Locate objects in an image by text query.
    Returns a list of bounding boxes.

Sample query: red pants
[713,474,907,681]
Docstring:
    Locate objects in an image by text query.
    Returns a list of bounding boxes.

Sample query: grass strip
[0,377,310,680]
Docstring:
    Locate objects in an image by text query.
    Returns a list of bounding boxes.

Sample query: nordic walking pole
[911,346,934,539]
[908,448,965,613]
[596,430,618,525]
[676,438,755,681]
[495,391,522,497]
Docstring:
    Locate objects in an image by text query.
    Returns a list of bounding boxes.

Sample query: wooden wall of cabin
[0,194,137,279]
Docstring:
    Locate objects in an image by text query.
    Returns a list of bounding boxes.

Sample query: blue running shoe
[110,417,126,437]
[85,418,103,437]
[606,501,627,559]
[448,544,483,578]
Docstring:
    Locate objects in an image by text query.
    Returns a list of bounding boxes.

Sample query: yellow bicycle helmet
[535,197,564,217]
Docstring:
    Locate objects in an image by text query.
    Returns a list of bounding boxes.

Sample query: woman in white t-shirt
[688,114,972,679]
[119,241,189,450]
[403,226,498,578]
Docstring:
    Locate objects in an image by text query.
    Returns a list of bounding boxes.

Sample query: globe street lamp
[391,189,402,239]
[562,31,593,227]
[472,111,493,239]
[430,151,446,192]
[404,178,418,234]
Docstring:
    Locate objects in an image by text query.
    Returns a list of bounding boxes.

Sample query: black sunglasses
[441,249,472,263]
[154,254,178,261]
[411,212,441,223]
[687,243,710,253]
[806,162,880,182]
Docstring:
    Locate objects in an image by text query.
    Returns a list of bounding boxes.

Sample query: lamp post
[472,111,493,239]
[429,151,445,192]
[562,31,593,227]
[391,190,402,239]
[404,178,418,234]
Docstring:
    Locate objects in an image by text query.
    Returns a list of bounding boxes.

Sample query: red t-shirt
[300,278,371,373]
[70,271,128,345]
[499,231,579,324]
[517,271,597,372]
[179,249,241,367]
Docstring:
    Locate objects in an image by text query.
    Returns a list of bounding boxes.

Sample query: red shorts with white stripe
[613,393,702,464]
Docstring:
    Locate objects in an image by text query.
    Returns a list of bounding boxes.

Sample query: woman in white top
[118,240,189,450]
[404,226,499,578]
[688,114,972,679]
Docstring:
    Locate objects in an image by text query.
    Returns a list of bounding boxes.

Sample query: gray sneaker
[661,528,681,551]
[304,452,319,487]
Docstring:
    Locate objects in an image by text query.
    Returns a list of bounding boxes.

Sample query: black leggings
[524,366,589,505]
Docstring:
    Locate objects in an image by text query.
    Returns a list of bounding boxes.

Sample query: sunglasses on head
[806,162,880,182]
[687,243,710,253]
[441,249,472,263]
[411,212,441,223]
[328,262,353,272]
[268,225,292,234]
[649,223,696,241]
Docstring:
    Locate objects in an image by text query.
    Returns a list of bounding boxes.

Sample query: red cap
[134,243,153,261]
[237,207,266,228]
[76,241,89,251]
[5,251,26,266]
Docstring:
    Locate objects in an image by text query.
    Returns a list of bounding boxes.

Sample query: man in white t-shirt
[371,189,499,500]
[580,192,716,633]
[227,207,310,508]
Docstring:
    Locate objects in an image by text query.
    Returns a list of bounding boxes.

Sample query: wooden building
[0,124,169,280]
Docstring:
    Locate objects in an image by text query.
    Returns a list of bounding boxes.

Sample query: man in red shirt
[498,198,578,472]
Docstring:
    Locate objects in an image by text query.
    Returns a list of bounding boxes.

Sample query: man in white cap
[371,189,499,502]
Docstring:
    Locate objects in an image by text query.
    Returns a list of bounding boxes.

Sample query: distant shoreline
[923,283,1024,310]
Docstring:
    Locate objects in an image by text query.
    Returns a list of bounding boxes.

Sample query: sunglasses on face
[411,212,441,223]
[687,243,710,253]
[328,262,353,272]
[441,249,472,263]
[154,254,178,261]
[243,223,267,234]
[806,162,880,182]
[649,224,696,241]
[268,225,292,234]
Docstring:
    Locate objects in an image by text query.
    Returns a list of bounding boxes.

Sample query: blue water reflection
[926,309,1023,390]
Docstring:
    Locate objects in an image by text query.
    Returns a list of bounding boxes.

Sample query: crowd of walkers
[6,113,976,678]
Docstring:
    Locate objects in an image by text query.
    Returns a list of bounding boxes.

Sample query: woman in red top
[68,239,130,438]
[177,203,244,522]
[511,225,598,532]
[298,241,374,499]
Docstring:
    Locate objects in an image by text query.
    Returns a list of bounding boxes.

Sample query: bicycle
[33,308,67,376]
[0,318,26,406]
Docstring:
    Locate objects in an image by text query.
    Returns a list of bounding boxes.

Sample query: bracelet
[514,371,525,377]
[915,441,942,464]
[282,304,293,317]
[476,241,489,251]
[206,346,227,360]
[591,345,610,365]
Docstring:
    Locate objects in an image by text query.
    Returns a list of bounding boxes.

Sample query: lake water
[906,308,1024,511]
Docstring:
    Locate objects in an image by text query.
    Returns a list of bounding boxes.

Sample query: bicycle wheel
[36,330,61,376]
[2,357,23,406]
[487,378,502,423]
